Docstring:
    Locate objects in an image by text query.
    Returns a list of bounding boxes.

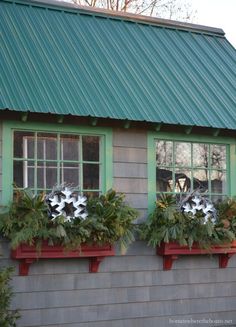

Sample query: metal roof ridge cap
[6,0,225,36]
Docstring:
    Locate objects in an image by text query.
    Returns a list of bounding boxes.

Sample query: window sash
[14,132,101,193]
[155,140,228,197]
[147,131,236,213]
[1,121,112,204]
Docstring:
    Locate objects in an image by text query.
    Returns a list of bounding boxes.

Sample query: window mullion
[23,136,28,188]
[43,139,46,190]
[208,144,211,199]
[57,134,60,185]
[172,141,175,194]
[100,136,103,193]
[34,132,38,193]
[80,135,83,193]
[190,143,193,192]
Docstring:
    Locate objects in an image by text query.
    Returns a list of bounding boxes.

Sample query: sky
[190,0,236,48]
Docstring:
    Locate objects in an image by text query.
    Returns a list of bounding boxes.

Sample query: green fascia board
[1,120,113,204]
[1,0,236,130]
[147,131,236,213]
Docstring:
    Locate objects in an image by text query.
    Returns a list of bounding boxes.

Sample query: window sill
[156,241,236,270]
[11,242,115,275]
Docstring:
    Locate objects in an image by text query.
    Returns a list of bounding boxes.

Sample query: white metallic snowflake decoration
[181,192,216,224]
[47,186,88,222]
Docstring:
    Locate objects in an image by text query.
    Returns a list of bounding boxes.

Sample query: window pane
[156,140,173,166]
[174,169,191,193]
[83,164,99,189]
[210,145,226,169]
[37,133,57,160]
[61,135,80,161]
[193,143,209,168]
[156,167,173,192]
[14,160,35,188]
[37,161,57,189]
[211,170,227,194]
[175,142,191,167]
[193,169,209,193]
[60,163,79,187]
[13,161,24,188]
[14,131,35,158]
[82,136,100,162]
[211,195,227,204]
[83,191,100,199]
[27,167,35,189]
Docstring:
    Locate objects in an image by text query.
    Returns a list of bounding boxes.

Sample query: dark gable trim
[8,0,225,36]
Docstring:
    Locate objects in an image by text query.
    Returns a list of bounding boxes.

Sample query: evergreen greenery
[0,266,20,327]
[141,194,236,249]
[0,188,138,250]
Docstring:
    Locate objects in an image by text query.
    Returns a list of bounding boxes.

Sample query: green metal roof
[1,0,236,130]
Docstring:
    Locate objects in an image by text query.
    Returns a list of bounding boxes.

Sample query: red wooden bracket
[219,253,234,268]
[163,255,178,270]
[19,259,36,276]
[89,256,105,273]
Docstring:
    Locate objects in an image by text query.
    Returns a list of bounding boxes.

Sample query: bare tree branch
[71,0,197,22]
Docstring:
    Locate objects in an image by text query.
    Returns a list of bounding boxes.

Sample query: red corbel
[163,255,178,270]
[19,259,36,276]
[219,253,234,268]
[89,256,105,273]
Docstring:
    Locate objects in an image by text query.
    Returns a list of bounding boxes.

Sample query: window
[148,132,236,210]
[155,140,227,202]
[2,122,112,203]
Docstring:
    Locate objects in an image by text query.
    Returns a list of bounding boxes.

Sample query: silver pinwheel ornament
[181,192,216,224]
[46,186,88,222]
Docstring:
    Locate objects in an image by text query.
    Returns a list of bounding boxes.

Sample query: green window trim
[148,131,236,213]
[2,121,113,205]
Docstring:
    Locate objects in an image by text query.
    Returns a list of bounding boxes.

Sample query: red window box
[11,241,115,275]
[156,241,236,270]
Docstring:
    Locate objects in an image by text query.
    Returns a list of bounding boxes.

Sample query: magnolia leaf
[55,225,67,238]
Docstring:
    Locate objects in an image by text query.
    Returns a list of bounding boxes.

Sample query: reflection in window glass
[13,161,24,188]
[82,136,100,162]
[14,132,35,158]
[37,134,57,160]
[210,145,226,169]
[25,160,35,189]
[61,135,80,161]
[156,141,172,166]
[193,143,209,168]
[37,161,57,189]
[28,167,35,189]
[193,169,209,193]
[156,167,173,192]
[174,169,191,193]
[60,163,79,186]
[155,139,228,201]
[13,131,102,195]
[84,191,100,199]
[175,142,191,167]
[83,164,99,189]
[211,170,227,194]
[211,195,227,203]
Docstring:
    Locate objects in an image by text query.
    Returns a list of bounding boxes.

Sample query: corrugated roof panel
[0,0,236,129]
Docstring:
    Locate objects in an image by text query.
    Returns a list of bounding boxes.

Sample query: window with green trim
[2,122,112,204]
[11,129,108,198]
[155,140,228,202]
